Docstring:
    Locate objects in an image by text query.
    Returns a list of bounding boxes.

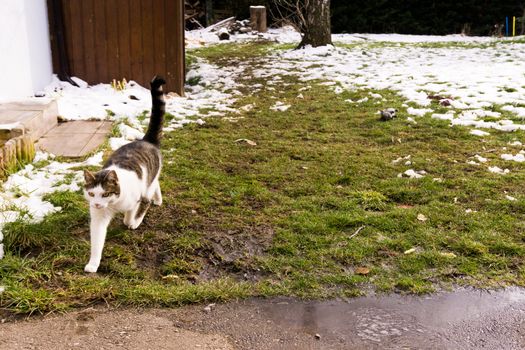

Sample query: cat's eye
[102,193,110,198]
[88,192,94,197]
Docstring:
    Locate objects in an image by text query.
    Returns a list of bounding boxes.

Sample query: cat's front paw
[84,263,99,273]
[128,222,141,230]
[152,198,162,206]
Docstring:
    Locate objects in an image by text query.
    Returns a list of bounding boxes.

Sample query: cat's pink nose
[94,203,102,209]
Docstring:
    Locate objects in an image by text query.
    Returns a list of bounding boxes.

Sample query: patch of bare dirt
[0,308,233,350]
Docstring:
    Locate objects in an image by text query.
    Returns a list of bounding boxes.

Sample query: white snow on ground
[45,58,241,126]
[470,129,490,137]
[332,33,502,44]
[474,155,488,163]
[501,152,525,162]
[502,105,525,118]
[2,27,525,260]
[270,101,291,112]
[407,107,433,116]
[488,166,510,175]
[185,25,301,48]
[398,169,427,179]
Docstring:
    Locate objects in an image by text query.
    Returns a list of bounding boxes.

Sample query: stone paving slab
[45,120,111,135]
[36,121,113,158]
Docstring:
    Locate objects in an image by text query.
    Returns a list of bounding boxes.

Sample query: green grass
[3,41,525,316]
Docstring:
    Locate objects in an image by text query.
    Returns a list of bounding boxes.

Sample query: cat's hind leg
[126,198,150,230]
[152,179,162,206]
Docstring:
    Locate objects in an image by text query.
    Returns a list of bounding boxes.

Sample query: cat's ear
[84,170,95,187]
[104,170,119,185]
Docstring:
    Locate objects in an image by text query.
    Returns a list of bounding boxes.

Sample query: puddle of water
[252,287,525,347]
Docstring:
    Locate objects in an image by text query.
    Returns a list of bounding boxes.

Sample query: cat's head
[83,169,120,209]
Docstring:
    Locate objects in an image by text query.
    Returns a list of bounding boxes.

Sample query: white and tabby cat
[83,76,166,273]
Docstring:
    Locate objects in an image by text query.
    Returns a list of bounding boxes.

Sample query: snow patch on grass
[470,129,490,136]
[407,107,433,116]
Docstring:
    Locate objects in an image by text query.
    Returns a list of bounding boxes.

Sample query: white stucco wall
[0,0,53,100]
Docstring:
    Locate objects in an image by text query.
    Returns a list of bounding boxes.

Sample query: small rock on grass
[417,214,427,222]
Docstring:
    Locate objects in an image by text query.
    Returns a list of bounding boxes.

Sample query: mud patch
[127,202,274,282]
[197,225,274,282]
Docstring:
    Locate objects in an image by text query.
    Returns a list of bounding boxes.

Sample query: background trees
[331,0,524,36]
[190,0,524,37]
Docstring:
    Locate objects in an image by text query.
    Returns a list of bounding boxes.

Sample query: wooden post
[250,6,267,33]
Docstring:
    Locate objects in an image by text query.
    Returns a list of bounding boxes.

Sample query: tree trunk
[298,0,332,48]
[205,0,213,27]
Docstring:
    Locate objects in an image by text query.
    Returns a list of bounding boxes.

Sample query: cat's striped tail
[143,75,166,147]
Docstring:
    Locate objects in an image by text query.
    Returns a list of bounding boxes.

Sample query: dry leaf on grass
[355,267,370,275]
[234,138,257,146]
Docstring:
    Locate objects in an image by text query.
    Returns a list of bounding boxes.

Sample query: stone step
[0,99,58,144]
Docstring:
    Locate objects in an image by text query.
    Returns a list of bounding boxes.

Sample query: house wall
[0,0,53,100]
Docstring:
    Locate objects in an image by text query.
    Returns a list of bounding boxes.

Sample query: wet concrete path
[2,288,525,349]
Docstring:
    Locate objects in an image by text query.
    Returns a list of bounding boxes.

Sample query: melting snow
[470,130,490,136]
[270,101,291,112]
[488,166,510,174]
[398,169,427,179]
[474,155,488,163]
[407,107,433,116]
[501,152,525,162]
